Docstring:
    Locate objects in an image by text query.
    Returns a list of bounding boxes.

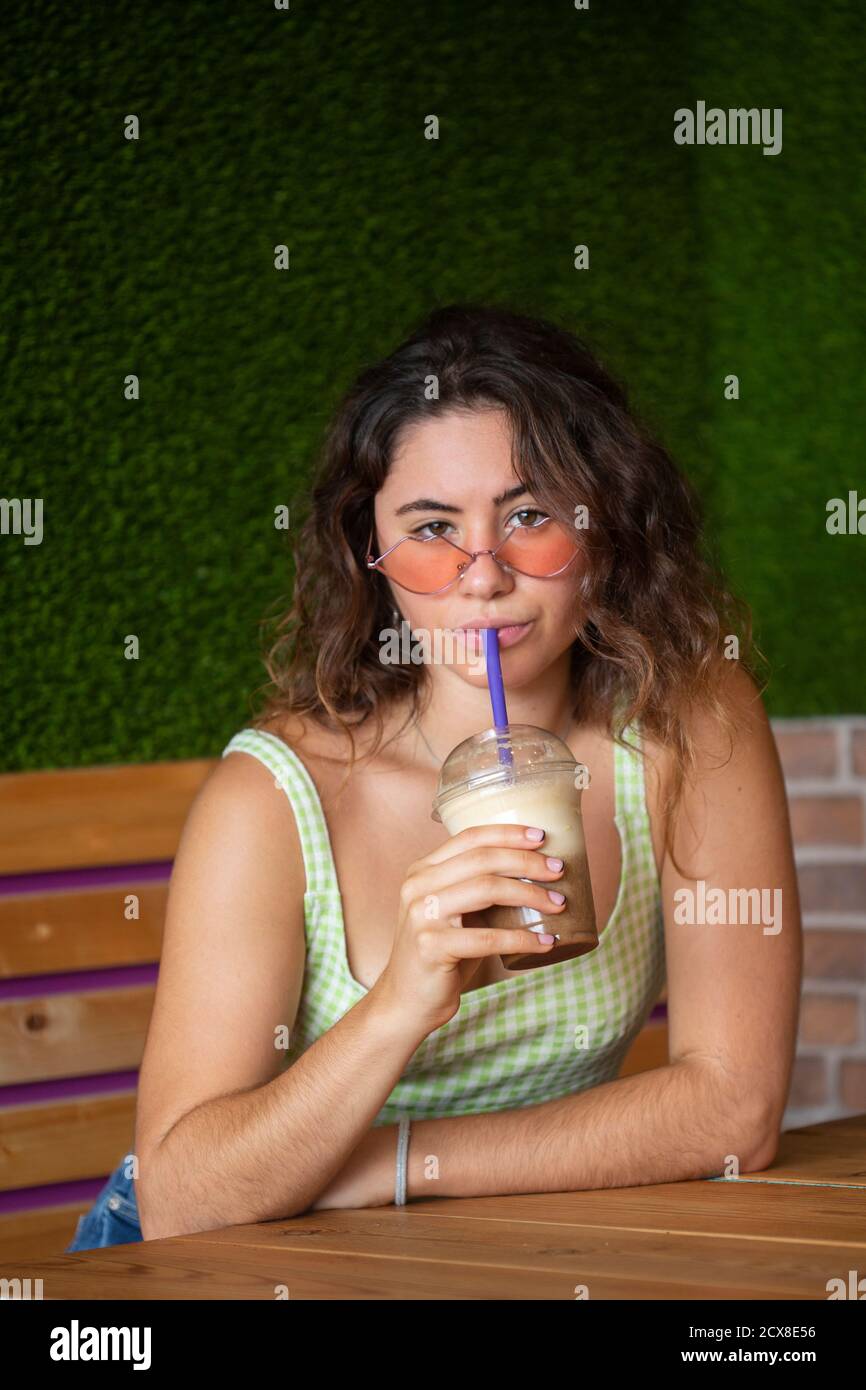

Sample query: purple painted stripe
[0,962,158,1001]
[0,1070,139,1109]
[0,860,173,896]
[0,1177,117,1215]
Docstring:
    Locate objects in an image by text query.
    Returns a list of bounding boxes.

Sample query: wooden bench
[0,757,668,1261]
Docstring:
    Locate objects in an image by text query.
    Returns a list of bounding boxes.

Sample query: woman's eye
[508,507,549,529]
[412,519,451,539]
[411,509,549,540]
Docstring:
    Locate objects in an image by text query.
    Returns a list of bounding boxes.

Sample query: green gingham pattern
[222,724,666,1126]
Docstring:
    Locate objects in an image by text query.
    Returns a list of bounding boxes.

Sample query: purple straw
[483,628,514,768]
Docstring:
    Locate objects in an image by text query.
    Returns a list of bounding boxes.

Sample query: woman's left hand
[309,1125,398,1211]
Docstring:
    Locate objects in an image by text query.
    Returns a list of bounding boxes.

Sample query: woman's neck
[386,651,580,768]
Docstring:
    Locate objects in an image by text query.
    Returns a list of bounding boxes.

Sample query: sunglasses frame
[363,518,580,595]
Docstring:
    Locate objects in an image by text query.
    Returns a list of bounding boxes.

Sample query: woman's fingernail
[545,857,563,870]
[547,890,566,904]
[538,933,556,944]
[525,827,545,840]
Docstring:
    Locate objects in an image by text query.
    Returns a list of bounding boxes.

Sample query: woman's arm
[405,1054,769,1200]
[318,665,802,1206]
[134,752,426,1239]
[141,985,422,1234]
[315,1050,771,1209]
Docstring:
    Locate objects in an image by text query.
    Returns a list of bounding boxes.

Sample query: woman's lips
[457,621,534,650]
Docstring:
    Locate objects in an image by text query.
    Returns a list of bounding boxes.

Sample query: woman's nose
[457,548,515,593]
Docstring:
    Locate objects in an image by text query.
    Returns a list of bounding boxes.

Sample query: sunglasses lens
[375,521,579,593]
[376,537,465,592]
[497,520,579,576]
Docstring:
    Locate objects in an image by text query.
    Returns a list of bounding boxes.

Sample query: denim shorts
[65,1154,143,1252]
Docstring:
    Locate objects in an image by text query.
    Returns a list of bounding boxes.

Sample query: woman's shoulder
[253,710,354,760]
[253,709,369,763]
[636,662,768,765]
[167,719,310,900]
[646,666,774,833]
[243,709,386,806]
[680,663,769,767]
[625,665,771,861]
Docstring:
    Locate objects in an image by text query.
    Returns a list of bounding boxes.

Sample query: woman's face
[372,408,585,690]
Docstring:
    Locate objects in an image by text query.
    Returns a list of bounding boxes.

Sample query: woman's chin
[457,648,539,688]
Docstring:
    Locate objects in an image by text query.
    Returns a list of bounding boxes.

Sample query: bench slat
[0,1092,136,1192]
[0,986,153,1085]
[0,759,213,873]
[0,884,167,976]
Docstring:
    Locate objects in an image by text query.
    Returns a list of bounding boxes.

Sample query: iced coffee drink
[432,725,598,970]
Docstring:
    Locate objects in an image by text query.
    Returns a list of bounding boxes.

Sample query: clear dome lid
[431,723,579,822]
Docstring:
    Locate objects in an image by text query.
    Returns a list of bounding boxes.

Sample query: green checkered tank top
[222,724,666,1125]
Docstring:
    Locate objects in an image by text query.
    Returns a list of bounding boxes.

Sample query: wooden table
[7,1115,866,1300]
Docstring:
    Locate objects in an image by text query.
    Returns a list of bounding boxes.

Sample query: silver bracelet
[395,1113,412,1206]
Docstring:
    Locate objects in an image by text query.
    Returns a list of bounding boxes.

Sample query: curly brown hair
[250,302,766,869]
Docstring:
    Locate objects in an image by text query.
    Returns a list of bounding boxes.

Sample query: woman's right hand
[373,823,567,1037]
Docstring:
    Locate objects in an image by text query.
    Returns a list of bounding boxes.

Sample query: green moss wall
[1,0,863,770]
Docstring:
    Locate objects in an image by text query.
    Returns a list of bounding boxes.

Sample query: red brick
[788,1055,828,1107]
[839,1059,866,1111]
[853,730,866,777]
[797,863,866,915]
[800,994,861,1045]
[773,728,838,779]
[790,796,864,846]
[804,929,866,981]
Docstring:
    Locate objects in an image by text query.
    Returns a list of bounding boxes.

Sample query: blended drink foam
[439,768,598,970]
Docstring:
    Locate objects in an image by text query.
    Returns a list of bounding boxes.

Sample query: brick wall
[772,717,866,1128]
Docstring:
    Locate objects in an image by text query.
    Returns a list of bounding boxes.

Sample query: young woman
[66,303,801,1250]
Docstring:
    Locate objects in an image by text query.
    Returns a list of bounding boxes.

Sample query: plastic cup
[431,724,598,970]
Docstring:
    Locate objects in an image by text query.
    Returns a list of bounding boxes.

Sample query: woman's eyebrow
[394,484,529,517]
